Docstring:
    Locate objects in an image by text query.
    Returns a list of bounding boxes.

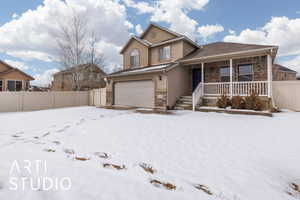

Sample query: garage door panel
[114,80,154,108]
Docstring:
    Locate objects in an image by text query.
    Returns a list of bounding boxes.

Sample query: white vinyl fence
[0,91,89,112]
[89,88,106,107]
[273,81,300,111]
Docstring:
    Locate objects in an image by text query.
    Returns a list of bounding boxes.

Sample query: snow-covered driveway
[0,106,299,200]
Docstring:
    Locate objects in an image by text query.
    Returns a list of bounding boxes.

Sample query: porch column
[267,54,273,98]
[201,62,204,95]
[230,59,233,97]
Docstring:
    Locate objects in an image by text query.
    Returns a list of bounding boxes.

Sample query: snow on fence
[89,88,106,107]
[273,81,300,111]
[0,91,89,112]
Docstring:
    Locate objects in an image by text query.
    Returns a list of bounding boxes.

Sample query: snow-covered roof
[107,63,179,77]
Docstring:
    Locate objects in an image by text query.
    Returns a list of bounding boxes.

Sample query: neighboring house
[51,64,106,91]
[273,64,297,81]
[0,60,34,92]
[105,23,297,110]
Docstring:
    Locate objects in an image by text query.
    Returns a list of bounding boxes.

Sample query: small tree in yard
[55,10,105,91]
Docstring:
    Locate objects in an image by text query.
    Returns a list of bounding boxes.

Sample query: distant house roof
[0,60,34,80]
[54,64,106,76]
[182,42,278,61]
[274,64,297,73]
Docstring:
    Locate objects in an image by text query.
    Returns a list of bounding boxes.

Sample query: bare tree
[55,10,105,91]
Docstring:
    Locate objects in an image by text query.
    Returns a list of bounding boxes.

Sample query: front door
[192,68,202,91]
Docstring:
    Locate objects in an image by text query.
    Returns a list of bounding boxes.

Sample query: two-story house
[105,23,297,110]
[51,64,106,91]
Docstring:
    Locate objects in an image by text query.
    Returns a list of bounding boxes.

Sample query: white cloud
[0,0,132,70]
[197,24,224,41]
[32,68,59,87]
[224,17,300,57]
[12,13,19,19]
[123,0,210,40]
[4,59,32,71]
[135,24,143,35]
[297,11,300,14]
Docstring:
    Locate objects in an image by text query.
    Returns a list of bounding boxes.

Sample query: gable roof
[140,23,182,39]
[274,64,297,73]
[0,60,34,80]
[182,42,278,61]
[120,36,151,54]
[120,23,201,54]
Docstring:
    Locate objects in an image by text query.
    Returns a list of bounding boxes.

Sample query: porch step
[173,95,201,110]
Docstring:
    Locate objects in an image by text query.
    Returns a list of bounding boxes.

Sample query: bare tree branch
[54,9,106,91]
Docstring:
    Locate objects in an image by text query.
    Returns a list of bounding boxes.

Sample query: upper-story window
[238,64,253,81]
[159,46,171,61]
[130,49,140,68]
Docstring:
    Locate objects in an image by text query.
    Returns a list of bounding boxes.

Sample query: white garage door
[114,80,155,108]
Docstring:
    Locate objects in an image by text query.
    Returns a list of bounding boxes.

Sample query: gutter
[180,47,278,63]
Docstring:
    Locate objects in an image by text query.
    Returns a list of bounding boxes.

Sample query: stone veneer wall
[155,90,167,109]
[204,56,268,82]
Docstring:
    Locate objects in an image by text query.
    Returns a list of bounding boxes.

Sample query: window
[7,80,16,91]
[0,80,2,91]
[25,81,29,90]
[130,49,140,68]
[238,64,253,81]
[16,81,22,91]
[6,80,23,91]
[159,46,171,61]
[220,66,230,82]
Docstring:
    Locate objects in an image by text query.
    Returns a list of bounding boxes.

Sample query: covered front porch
[183,54,274,110]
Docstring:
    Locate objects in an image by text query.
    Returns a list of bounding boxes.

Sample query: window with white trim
[238,64,253,81]
[159,46,171,61]
[130,49,140,68]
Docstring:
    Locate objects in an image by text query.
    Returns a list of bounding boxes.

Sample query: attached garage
[114,80,155,108]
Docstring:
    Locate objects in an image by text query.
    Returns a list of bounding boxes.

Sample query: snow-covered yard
[0,107,299,200]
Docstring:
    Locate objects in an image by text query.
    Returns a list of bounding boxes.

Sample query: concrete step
[176,103,193,107]
[174,106,192,110]
[177,100,192,104]
[180,96,192,100]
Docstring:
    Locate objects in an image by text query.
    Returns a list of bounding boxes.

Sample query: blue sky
[0,0,299,85]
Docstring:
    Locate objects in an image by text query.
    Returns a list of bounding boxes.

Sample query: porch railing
[192,82,203,111]
[204,81,269,96]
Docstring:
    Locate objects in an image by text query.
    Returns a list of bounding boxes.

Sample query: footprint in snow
[53,141,61,145]
[76,118,85,126]
[94,152,110,159]
[56,125,71,133]
[150,179,176,191]
[42,132,50,137]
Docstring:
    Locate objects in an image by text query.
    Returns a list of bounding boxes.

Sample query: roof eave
[181,46,279,64]
[120,36,150,54]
